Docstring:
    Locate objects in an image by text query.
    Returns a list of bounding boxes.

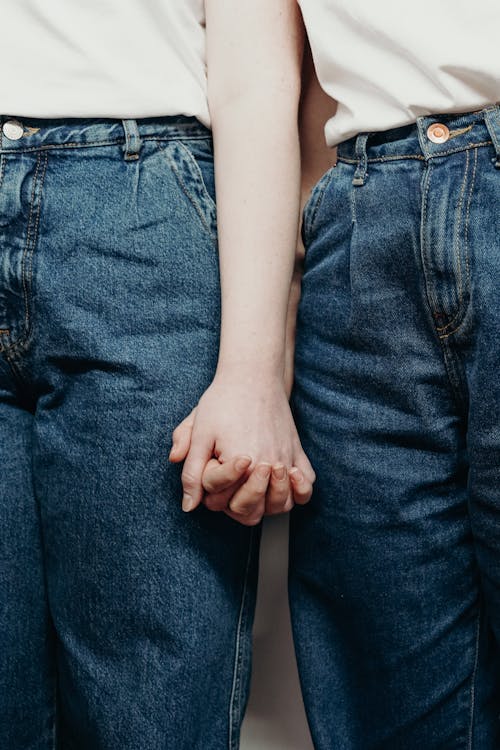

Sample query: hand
[169,371,315,523]
[201,456,314,526]
[169,385,315,525]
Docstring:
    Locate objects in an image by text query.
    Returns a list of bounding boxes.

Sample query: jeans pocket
[302,166,337,251]
[160,139,217,241]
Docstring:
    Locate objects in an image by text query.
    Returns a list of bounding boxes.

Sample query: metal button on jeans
[2,119,24,140]
[427,123,450,144]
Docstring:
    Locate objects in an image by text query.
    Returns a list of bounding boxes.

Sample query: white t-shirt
[1,0,210,126]
[299,0,500,146]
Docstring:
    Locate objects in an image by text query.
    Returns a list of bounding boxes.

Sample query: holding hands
[169,371,315,526]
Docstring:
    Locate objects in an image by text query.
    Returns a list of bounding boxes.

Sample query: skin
[170,27,336,525]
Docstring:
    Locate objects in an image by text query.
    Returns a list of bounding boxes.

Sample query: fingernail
[284,498,295,512]
[182,494,195,512]
[235,456,252,472]
[289,468,303,483]
[257,463,272,480]
[272,464,286,480]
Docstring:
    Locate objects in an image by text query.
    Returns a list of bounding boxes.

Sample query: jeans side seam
[228,528,255,750]
[467,604,481,750]
[302,167,336,246]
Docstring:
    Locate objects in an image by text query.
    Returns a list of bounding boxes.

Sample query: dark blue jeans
[291,105,500,749]
[0,116,260,749]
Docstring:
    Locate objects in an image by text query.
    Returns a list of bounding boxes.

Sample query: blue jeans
[291,105,500,749]
[0,116,260,749]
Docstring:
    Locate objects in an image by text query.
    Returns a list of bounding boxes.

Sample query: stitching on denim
[338,154,425,164]
[4,150,49,358]
[0,153,5,192]
[337,140,491,165]
[449,124,474,139]
[302,167,336,245]
[467,604,481,750]
[435,150,470,332]
[464,147,477,292]
[437,147,477,337]
[23,151,47,335]
[0,134,212,155]
[420,162,440,315]
[161,140,217,241]
[228,528,255,750]
[350,180,357,224]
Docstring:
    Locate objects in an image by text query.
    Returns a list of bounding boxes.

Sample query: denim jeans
[290,105,500,749]
[0,115,260,749]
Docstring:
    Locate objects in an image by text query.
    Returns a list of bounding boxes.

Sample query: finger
[293,447,316,484]
[203,479,247,512]
[289,467,313,505]
[223,506,264,527]
[265,464,292,515]
[228,463,271,518]
[181,434,213,512]
[202,455,252,494]
[283,496,295,512]
[169,408,196,463]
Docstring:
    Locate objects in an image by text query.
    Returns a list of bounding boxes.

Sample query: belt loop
[352,133,369,186]
[484,106,500,168]
[122,119,141,161]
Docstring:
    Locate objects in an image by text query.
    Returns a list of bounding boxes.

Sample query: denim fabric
[290,105,500,749]
[0,115,260,749]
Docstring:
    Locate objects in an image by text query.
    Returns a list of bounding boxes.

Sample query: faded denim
[0,115,260,750]
[291,105,500,749]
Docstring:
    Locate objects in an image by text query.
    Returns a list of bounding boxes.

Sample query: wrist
[214,359,285,387]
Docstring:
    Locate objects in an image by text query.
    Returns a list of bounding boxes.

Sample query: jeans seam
[437,147,477,338]
[0,134,212,155]
[21,151,48,349]
[0,152,5,191]
[467,605,481,750]
[438,149,470,331]
[302,167,336,246]
[337,140,491,164]
[228,528,255,750]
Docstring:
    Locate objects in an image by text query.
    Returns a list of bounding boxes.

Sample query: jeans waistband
[0,115,211,159]
[337,104,500,167]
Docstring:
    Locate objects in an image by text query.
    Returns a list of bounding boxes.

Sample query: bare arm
[171,0,315,523]
[207,0,304,378]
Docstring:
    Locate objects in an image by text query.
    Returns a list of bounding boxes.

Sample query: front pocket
[302,165,337,250]
[160,140,217,241]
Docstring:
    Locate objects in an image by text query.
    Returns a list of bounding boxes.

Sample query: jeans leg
[290,151,499,749]
[1,128,260,749]
[458,146,500,725]
[0,359,56,749]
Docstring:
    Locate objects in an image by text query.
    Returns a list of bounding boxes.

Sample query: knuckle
[181,470,198,488]
[229,501,256,517]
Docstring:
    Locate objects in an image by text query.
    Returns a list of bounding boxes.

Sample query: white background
[240,515,314,750]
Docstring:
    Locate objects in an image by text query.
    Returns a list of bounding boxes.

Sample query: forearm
[211,93,301,378]
[205,0,304,381]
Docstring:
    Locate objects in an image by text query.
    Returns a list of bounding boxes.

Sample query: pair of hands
[169,372,315,526]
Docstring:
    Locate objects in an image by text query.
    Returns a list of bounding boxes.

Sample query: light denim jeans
[0,115,260,749]
[290,105,500,749]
